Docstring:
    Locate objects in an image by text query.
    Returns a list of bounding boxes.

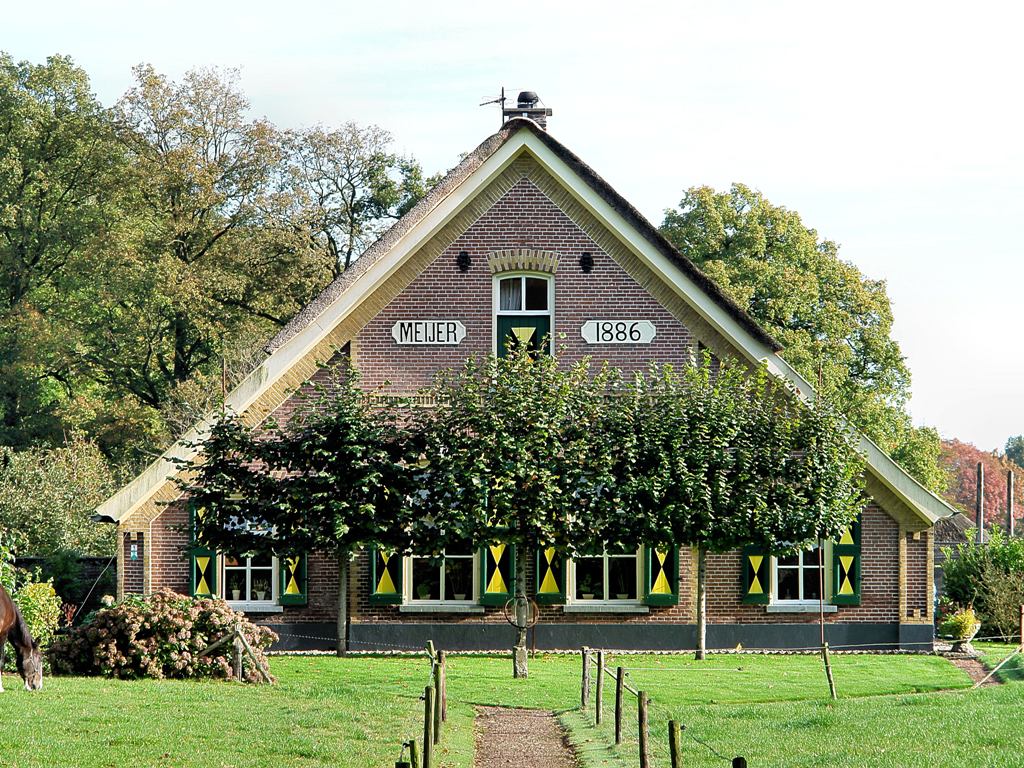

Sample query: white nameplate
[391,320,467,345]
[581,320,657,345]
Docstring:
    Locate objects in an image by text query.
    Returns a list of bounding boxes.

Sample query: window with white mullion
[223,553,276,604]
[774,545,823,603]
[572,548,640,602]
[408,550,475,603]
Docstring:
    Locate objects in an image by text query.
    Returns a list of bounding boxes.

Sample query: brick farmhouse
[93,102,956,652]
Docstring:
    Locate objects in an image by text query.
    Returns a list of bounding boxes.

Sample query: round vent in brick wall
[579,252,594,273]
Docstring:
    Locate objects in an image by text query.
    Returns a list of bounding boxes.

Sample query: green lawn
[0,650,1020,767]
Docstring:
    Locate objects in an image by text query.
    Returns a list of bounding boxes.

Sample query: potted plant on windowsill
[253,578,270,602]
[940,605,982,655]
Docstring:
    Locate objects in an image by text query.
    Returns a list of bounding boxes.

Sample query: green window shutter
[535,547,566,604]
[479,544,515,606]
[370,549,403,605]
[741,545,770,604]
[643,546,679,606]
[497,315,551,358]
[188,504,217,598]
[279,555,308,606]
[831,517,862,606]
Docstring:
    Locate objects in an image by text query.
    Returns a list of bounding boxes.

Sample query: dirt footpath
[474,706,578,767]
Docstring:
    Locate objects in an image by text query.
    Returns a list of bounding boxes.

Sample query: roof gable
[95,118,956,528]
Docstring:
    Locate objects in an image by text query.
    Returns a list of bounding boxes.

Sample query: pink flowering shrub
[48,589,277,682]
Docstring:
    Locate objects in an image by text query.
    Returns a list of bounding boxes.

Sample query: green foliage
[940,438,1023,527]
[48,588,276,681]
[939,605,979,640]
[1006,435,1024,468]
[942,529,1024,636]
[0,438,118,556]
[411,348,619,556]
[13,580,61,652]
[182,360,411,558]
[605,357,865,554]
[660,184,947,493]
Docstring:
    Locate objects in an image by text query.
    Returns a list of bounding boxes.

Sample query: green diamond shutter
[643,546,679,606]
[370,549,403,604]
[188,504,218,598]
[741,545,770,604]
[279,555,308,605]
[535,547,566,604]
[831,517,862,606]
[479,544,515,606]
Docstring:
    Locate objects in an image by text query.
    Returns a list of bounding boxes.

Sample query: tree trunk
[336,551,349,656]
[512,550,529,678]
[695,546,707,661]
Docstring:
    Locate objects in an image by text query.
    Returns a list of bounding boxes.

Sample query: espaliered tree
[410,349,620,678]
[605,358,865,659]
[181,362,413,654]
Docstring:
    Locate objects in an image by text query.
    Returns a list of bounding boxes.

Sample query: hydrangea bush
[48,589,277,682]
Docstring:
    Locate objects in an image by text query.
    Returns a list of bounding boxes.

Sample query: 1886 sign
[580,320,656,344]
[391,320,467,345]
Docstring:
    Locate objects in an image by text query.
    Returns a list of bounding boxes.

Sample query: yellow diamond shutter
[188,503,218,598]
[643,546,679,606]
[535,547,566,604]
[479,544,515,606]
[370,549,403,604]
[279,555,308,606]
[831,516,862,606]
[741,545,770,604]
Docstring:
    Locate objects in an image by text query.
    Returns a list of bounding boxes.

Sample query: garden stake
[668,720,682,768]
[595,650,604,725]
[615,666,625,745]
[638,690,650,768]
[422,686,434,768]
[581,647,591,708]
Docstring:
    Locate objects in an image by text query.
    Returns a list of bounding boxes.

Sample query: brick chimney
[503,91,553,130]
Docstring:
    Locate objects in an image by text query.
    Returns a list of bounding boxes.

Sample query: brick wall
[121,532,145,595]
[905,530,930,620]
[355,177,694,392]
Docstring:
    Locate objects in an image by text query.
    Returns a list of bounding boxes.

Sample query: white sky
[7,1,1022,451]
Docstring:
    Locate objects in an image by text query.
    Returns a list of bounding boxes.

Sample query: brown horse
[0,584,42,691]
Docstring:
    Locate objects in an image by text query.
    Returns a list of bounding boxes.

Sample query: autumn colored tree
[939,439,1023,530]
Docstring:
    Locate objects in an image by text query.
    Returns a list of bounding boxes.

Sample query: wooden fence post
[232,630,244,681]
[615,666,625,745]
[638,690,650,768]
[668,720,682,768]
[1009,470,1015,537]
[595,650,605,725]
[408,739,420,768]
[422,686,434,768]
[1019,604,1023,646]
[581,647,591,709]
[438,650,447,723]
[432,661,442,745]
[732,758,747,768]
[977,461,986,544]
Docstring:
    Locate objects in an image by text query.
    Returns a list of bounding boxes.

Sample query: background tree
[939,438,1023,529]
[1005,435,1024,469]
[0,437,118,556]
[0,53,123,447]
[661,184,946,493]
[609,359,865,659]
[413,350,619,677]
[183,362,411,654]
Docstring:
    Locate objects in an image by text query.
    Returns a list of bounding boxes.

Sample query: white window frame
[770,543,833,606]
[404,550,479,605]
[491,272,556,355]
[221,554,281,612]
[567,547,643,605]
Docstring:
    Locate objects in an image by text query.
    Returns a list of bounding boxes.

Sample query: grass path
[0,651,1018,767]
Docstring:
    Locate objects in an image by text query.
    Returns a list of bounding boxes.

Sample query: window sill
[399,604,485,614]
[564,604,650,614]
[766,603,838,614]
[228,602,284,614]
